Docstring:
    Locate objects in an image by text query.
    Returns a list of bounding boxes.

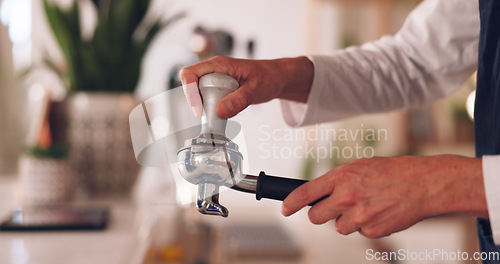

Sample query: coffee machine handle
[255,171,328,206]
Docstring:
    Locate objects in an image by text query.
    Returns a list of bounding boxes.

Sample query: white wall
[137,0,314,98]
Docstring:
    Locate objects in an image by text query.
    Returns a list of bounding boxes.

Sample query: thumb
[216,88,251,118]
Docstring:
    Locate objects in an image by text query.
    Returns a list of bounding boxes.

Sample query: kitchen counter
[0,176,151,264]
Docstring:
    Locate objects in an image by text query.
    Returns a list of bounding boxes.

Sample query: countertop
[0,176,151,264]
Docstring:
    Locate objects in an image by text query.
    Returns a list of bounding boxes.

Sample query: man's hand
[179,56,313,118]
[282,155,487,238]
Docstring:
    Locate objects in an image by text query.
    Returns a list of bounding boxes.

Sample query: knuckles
[335,221,352,235]
[235,91,250,109]
[336,189,361,206]
[209,55,233,67]
[360,227,388,239]
[209,55,227,63]
[351,208,371,227]
[307,210,328,225]
[334,207,372,236]
[178,67,191,80]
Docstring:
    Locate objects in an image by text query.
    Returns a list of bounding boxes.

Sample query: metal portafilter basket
[177,73,326,217]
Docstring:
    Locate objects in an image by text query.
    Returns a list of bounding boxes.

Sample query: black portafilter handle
[255,171,328,206]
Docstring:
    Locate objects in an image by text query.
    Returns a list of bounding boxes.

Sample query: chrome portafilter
[128,73,327,217]
[177,73,243,217]
[177,73,328,218]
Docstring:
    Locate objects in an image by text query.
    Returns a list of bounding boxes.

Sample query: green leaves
[42,0,183,93]
[25,145,69,159]
[43,0,82,92]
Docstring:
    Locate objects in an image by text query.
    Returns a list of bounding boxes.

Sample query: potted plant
[19,89,74,205]
[20,145,74,204]
[41,0,182,197]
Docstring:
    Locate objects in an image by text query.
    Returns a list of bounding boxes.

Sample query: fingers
[179,66,206,117]
[182,82,203,117]
[179,56,235,116]
[281,176,335,217]
[306,195,342,225]
[334,214,360,235]
[334,205,370,236]
[179,56,233,85]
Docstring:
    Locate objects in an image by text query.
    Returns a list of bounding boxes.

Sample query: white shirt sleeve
[281,0,479,127]
[483,156,500,245]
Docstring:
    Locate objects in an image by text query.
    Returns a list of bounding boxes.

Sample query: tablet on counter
[0,206,109,231]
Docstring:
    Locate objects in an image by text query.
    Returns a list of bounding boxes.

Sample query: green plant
[43,0,183,93]
[25,145,68,159]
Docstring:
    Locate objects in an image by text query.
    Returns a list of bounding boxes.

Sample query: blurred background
[0,0,478,263]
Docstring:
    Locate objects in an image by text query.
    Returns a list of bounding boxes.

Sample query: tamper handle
[199,73,239,135]
[255,171,328,206]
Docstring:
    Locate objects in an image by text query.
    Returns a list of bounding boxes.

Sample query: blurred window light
[28,83,46,102]
[189,34,208,54]
[466,90,476,121]
[0,0,32,67]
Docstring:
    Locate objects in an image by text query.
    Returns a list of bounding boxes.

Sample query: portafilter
[177,73,326,217]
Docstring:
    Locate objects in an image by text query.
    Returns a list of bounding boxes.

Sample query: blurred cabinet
[0,17,21,174]
[303,0,422,162]
[306,0,421,53]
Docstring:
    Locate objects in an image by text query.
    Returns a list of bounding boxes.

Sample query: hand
[281,155,487,238]
[179,56,313,117]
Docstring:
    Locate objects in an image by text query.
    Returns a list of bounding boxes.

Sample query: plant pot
[52,92,140,197]
[19,155,74,205]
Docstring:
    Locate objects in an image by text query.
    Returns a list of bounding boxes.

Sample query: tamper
[177,73,242,217]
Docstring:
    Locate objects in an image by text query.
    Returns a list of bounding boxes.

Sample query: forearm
[274,56,313,103]
[423,155,488,219]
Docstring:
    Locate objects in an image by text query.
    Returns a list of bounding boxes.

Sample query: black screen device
[0,206,110,231]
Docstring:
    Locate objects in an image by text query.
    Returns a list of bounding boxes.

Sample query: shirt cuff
[280,55,326,127]
[483,155,500,245]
